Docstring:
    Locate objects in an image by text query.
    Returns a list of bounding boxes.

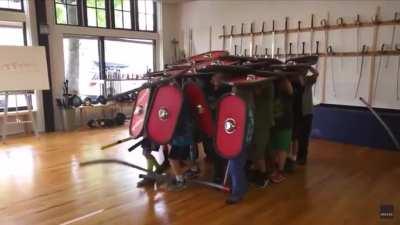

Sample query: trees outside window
[63,37,101,97]
[113,0,132,29]
[86,0,107,28]
[63,37,154,97]
[55,0,79,25]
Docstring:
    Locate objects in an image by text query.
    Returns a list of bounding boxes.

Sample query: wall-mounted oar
[222,25,226,50]
[296,20,301,55]
[271,20,276,58]
[354,45,368,98]
[283,17,289,60]
[239,23,244,56]
[327,46,337,97]
[355,15,361,74]
[373,44,386,101]
[313,41,320,96]
[385,12,400,68]
[249,22,255,57]
[260,21,266,55]
[336,17,345,70]
[229,25,234,54]
[309,14,315,54]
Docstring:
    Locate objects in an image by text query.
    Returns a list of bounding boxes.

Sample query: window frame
[54,0,83,26]
[62,35,104,97]
[135,0,157,32]
[83,0,110,28]
[110,0,135,30]
[102,37,156,96]
[53,0,157,32]
[0,0,24,12]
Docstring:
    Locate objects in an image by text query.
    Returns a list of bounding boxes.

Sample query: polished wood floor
[0,127,399,225]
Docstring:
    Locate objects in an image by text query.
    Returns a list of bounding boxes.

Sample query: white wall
[167,0,400,109]
[162,2,181,65]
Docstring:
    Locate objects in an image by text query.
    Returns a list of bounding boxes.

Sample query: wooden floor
[0,127,399,225]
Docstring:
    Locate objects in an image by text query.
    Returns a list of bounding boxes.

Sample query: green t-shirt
[254,82,274,131]
[273,88,293,129]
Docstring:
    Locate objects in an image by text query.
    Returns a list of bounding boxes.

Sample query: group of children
[136,64,319,204]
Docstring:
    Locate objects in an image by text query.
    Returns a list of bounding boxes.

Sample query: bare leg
[270,150,287,183]
[291,140,298,161]
[255,160,266,173]
[167,145,182,178]
[276,150,287,171]
[169,159,182,177]
[196,142,206,177]
[144,152,160,172]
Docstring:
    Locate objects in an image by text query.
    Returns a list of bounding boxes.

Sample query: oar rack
[219,19,400,38]
[265,49,400,59]
[219,15,400,58]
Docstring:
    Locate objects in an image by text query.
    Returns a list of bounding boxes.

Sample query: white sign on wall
[0,46,50,91]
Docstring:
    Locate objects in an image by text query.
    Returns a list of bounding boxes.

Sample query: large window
[0,0,23,11]
[104,38,154,93]
[86,0,107,28]
[113,0,131,29]
[63,36,154,97]
[137,0,155,31]
[54,0,156,32]
[55,0,79,25]
[63,37,101,97]
[0,21,34,112]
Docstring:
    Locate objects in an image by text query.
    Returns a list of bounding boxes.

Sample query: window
[63,37,101,97]
[53,0,157,31]
[0,21,24,46]
[0,21,34,111]
[86,0,107,28]
[62,36,154,97]
[137,0,155,31]
[113,0,132,29]
[0,0,23,11]
[104,38,154,93]
[55,0,79,25]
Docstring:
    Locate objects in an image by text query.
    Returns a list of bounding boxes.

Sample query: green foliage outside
[55,0,107,27]
[55,3,67,24]
[114,0,122,10]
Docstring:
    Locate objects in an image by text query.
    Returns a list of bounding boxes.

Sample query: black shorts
[169,145,191,160]
[142,139,159,152]
[193,128,208,143]
[292,115,302,140]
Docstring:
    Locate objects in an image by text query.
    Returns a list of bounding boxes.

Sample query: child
[270,78,293,183]
[136,138,162,187]
[226,86,254,204]
[297,66,319,164]
[287,75,305,172]
[205,74,230,183]
[167,97,195,190]
[251,82,274,187]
